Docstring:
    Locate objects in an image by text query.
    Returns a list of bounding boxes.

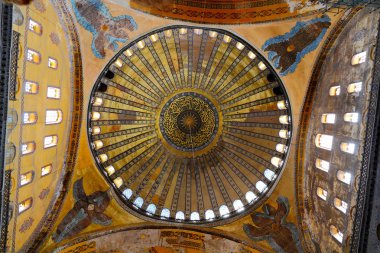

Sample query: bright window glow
[233,200,244,212]
[28,19,42,34]
[179,28,187,35]
[219,205,230,216]
[134,197,144,208]
[315,134,333,150]
[276,144,287,153]
[20,172,33,186]
[27,49,40,63]
[149,34,159,42]
[113,177,123,188]
[23,112,37,124]
[44,135,58,148]
[98,154,108,163]
[277,100,287,110]
[105,165,115,176]
[279,130,289,139]
[21,142,35,155]
[248,51,256,60]
[45,110,63,124]
[161,208,170,218]
[258,62,267,70]
[93,140,103,150]
[256,181,267,192]
[25,81,38,94]
[175,211,185,220]
[329,86,341,96]
[93,97,103,106]
[164,30,172,37]
[125,49,133,57]
[209,31,218,38]
[48,58,58,69]
[137,40,145,49]
[330,225,344,243]
[337,170,351,184]
[92,127,101,134]
[264,169,276,181]
[114,59,123,67]
[321,113,336,124]
[279,115,289,124]
[223,35,231,43]
[205,209,215,220]
[334,198,348,214]
[245,191,257,203]
[47,87,61,99]
[347,82,362,93]
[317,187,328,201]
[344,113,359,123]
[190,212,200,221]
[18,198,32,214]
[91,112,101,120]
[271,157,282,168]
[340,142,355,154]
[146,204,156,214]
[41,164,52,176]
[236,42,245,50]
[194,29,203,35]
[315,158,330,172]
[351,51,366,65]
[123,188,133,199]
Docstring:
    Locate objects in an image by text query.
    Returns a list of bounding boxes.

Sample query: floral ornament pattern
[70,0,137,58]
[52,178,111,243]
[262,15,331,76]
[243,196,303,253]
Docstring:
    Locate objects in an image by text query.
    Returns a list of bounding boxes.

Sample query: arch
[316,187,328,201]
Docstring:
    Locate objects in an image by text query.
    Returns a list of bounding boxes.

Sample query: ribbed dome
[87,26,292,225]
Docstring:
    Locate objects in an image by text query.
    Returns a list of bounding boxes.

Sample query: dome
[87,25,292,225]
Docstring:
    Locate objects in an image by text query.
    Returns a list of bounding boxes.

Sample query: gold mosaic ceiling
[87,26,292,225]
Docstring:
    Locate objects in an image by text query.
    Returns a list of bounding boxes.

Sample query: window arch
[219,205,230,217]
[20,171,34,186]
[233,199,244,212]
[315,134,333,150]
[334,198,348,214]
[25,81,39,94]
[28,19,42,35]
[271,157,282,168]
[279,115,290,124]
[340,142,355,154]
[41,164,52,177]
[146,204,156,215]
[317,187,328,201]
[47,87,61,99]
[161,208,170,218]
[245,191,257,203]
[279,129,290,139]
[18,198,33,214]
[175,211,185,220]
[21,142,35,155]
[104,165,115,176]
[276,144,287,153]
[23,112,37,124]
[133,197,144,208]
[321,113,336,124]
[264,169,276,181]
[26,49,40,64]
[344,113,359,123]
[113,177,123,188]
[48,57,58,69]
[44,135,58,148]
[45,110,63,124]
[337,170,351,184]
[347,82,362,93]
[123,188,133,199]
[93,97,103,106]
[190,212,200,221]
[256,181,267,193]
[330,225,344,243]
[93,140,103,150]
[329,86,341,96]
[351,51,366,65]
[98,154,108,163]
[315,158,330,172]
[205,209,215,220]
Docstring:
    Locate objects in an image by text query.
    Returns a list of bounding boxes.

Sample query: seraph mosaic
[262,15,331,76]
[70,0,137,58]
[52,178,111,243]
[243,196,303,253]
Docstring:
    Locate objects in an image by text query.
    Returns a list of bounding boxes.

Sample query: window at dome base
[87,26,292,226]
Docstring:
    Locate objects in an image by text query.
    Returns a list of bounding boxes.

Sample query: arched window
[279,115,290,124]
[26,49,40,64]
[123,188,133,199]
[91,112,101,120]
[47,87,61,99]
[92,97,103,106]
[5,143,16,164]
[351,51,366,65]
[23,112,37,124]
[18,198,33,214]
[344,113,359,123]
[175,211,185,220]
[271,157,282,168]
[236,42,245,50]
[98,154,108,163]
[329,86,341,96]
[91,126,101,134]
[337,170,351,184]
[279,129,290,139]
[20,171,34,186]
[41,164,52,177]
[256,181,267,193]
[347,82,362,93]
[114,58,123,68]
[137,40,145,49]
[233,200,244,212]
[161,208,170,218]
[104,165,115,176]
[146,204,156,215]
[321,113,336,124]
[315,134,333,150]
[276,144,287,153]
[219,205,230,217]
[25,81,38,94]
[44,135,58,148]
[258,62,267,71]
[317,187,328,201]
[245,191,257,203]
[205,209,215,220]
[93,140,103,150]
[277,100,287,110]
[315,158,330,172]
[113,177,123,188]
[28,19,42,35]
[330,225,344,243]
[133,197,144,208]
[334,198,348,214]
[248,51,256,60]
[223,35,231,43]
[48,57,58,69]
[190,212,200,221]
[45,110,63,124]
[21,142,35,155]
[340,142,355,154]
[264,169,276,181]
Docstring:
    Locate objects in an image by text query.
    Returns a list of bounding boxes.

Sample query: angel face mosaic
[87,26,292,225]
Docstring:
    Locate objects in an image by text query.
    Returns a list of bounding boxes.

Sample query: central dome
[87,26,292,225]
